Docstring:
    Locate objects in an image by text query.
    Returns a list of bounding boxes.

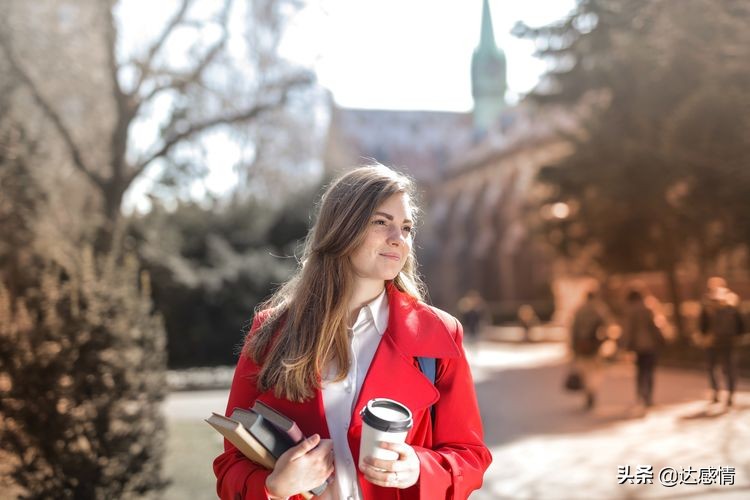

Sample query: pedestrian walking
[517,304,539,343]
[699,277,744,406]
[458,289,486,344]
[620,290,665,408]
[569,291,607,410]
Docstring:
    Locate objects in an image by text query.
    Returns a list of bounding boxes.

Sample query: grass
[162,419,224,500]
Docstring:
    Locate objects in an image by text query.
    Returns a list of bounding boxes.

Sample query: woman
[213,165,491,499]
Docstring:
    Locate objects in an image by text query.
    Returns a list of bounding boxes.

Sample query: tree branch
[133,0,193,95]
[128,74,312,185]
[102,0,125,104]
[0,33,105,190]
[101,0,135,181]
[138,5,231,107]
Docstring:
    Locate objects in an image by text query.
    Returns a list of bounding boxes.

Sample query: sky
[280,0,577,111]
[121,0,577,211]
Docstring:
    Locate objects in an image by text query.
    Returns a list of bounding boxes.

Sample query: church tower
[471,0,507,133]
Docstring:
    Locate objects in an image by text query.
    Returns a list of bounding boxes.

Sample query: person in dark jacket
[458,290,485,344]
[699,277,744,407]
[569,291,607,410]
[620,290,665,408]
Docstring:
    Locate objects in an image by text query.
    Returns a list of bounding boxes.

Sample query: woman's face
[349,192,413,285]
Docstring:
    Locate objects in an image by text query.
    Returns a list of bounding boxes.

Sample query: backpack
[416,356,437,421]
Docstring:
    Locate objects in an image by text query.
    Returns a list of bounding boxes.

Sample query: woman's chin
[372,270,400,281]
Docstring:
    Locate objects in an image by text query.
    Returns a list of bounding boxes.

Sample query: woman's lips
[379,253,401,261]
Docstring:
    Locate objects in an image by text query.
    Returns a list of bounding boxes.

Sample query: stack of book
[206,401,327,497]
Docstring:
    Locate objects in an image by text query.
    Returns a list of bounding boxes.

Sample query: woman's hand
[359,441,420,489]
[265,434,334,498]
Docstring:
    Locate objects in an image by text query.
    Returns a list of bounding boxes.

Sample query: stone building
[324,0,577,320]
[419,109,574,320]
[323,106,473,186]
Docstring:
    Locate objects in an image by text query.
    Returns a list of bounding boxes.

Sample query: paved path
[467,341,750,499]
[164,340,750,499]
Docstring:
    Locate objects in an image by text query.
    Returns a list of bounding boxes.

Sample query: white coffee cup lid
[360,398,413,432]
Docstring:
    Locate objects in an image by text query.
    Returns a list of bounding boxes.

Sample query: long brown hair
[244,165,425,402]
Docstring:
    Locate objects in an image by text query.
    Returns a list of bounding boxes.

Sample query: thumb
[289,433,320,460]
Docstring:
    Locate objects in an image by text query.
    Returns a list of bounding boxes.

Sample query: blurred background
[1,0,749,498]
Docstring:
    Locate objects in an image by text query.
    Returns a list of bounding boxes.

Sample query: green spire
[471,0,507,132]
[479,0,497,51]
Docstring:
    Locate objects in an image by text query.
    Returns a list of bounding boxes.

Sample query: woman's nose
[387,226,404,245]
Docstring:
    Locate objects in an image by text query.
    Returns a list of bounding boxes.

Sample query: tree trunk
[94,182,125,255]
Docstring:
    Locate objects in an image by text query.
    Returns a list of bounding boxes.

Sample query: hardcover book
[229,407,296,458]
[205,412,275,469]
[252,400,305,444]
[208,405,327,497]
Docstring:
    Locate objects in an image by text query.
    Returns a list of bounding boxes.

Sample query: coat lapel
[261,283,461,446]
[347,282,462,458]
[383,282,462,359]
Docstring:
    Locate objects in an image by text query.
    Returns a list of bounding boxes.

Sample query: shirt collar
[352,288,389,336]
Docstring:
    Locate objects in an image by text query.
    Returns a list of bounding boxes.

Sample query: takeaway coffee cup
[359,398,413,469]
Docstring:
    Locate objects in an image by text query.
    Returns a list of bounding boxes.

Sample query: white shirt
[321,289,389,500]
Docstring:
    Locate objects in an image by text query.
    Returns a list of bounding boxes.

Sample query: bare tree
[0,0,314,252]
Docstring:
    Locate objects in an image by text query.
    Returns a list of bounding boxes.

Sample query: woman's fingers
[289,433,320,460]
[360,442,420,489]
[307,438,334,463]
[361,455,409,473]
[267,435,336,497]
[360,441,417,471]
[360,463,412,489]
[377,441,411,458]
[362,458,409,477]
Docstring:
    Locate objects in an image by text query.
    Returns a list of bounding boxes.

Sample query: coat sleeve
[411,318,492,499]
[212,315,305,500]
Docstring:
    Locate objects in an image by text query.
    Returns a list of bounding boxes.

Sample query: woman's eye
[402,226,413,233]
[372,219,387,226]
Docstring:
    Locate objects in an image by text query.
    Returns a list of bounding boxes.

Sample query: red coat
[213,283,492,499]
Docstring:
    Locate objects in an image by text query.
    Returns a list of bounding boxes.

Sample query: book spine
[252,402,306,444]
[250,417,295,458]
[269,421,304,444]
